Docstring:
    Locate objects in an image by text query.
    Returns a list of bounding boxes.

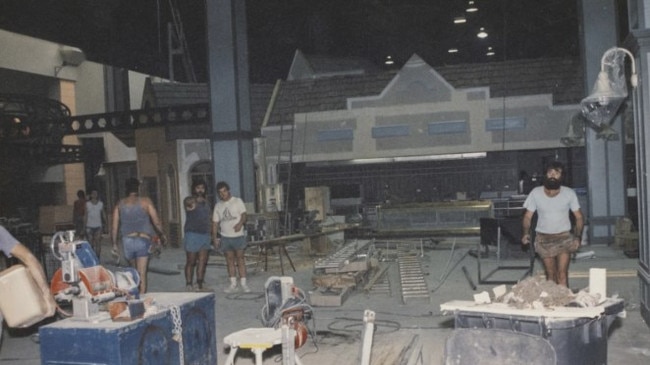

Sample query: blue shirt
[0,225,19,257]
[184,199,211,234]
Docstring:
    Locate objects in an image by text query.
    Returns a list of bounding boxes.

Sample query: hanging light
[454,17,467,24]
[580,47,638,129]
[466,1,478,13]
[96,163,106,177]
[486,46,495,56]
[477,27,488,39]
[448,48,459,53]
[384,55,394,65]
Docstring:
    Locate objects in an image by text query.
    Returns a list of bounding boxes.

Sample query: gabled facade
[262,55,581,168]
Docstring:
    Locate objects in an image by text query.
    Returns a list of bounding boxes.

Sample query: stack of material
[614,217,639,257]
[309,239,373,306]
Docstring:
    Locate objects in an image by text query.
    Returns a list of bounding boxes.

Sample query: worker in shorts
[522,161,583,287]
[212,181,250,293]
[183,180,213,291]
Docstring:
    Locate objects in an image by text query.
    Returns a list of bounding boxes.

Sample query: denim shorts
[86,226,102,237]
[184,232,212,253]
[122,236,151,261]
[220,236,247,252]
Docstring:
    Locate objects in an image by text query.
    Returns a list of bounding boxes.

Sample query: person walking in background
[521,161,583,287]
[0,225,57,320]
[212,181,249,293]
[73,189,86,239]
[85,189,106,259]
[111,178,166,294]
[183,180,213,292]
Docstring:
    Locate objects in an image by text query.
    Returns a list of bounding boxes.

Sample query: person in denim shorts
[212,181,249,293]
[111,178,166,294]
[183,180,213,292]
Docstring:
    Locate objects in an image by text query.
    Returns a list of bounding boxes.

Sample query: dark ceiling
[0,0,580,83]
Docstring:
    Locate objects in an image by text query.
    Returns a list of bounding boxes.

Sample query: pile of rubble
[475,275,605,309]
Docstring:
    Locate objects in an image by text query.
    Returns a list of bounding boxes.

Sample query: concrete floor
[1,236,649,364]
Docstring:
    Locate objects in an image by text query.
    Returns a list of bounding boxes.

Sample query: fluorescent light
[308,153,488,167]
[454,17,467,24]
[384,55,394,65]
[466,1,478,12]
[486,46,495,56]
[393,153,487,162]
[448,48,459,53]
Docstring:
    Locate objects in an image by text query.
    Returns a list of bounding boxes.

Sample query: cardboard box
[0,265,52,327]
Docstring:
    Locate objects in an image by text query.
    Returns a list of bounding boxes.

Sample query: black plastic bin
[449,299,624,365]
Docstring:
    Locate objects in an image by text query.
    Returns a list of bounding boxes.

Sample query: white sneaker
[224,284,239,293]
[241,284,251,293]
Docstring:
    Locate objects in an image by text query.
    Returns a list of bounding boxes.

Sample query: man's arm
[572,209,584,240]
[143,198,166,244]
[211,221,220,248]
[83,202,89,229]
[234,212,247,233]
[101,203,108,227]
[10,243,57,316]
[111,204,120,251]
[521,210,534,245]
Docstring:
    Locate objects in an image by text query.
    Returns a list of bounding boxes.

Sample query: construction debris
[494,275,610,309]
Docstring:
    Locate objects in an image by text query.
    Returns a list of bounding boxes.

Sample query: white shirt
[86,200,104,228]
[212,196,246,237]
[523,186,580,234]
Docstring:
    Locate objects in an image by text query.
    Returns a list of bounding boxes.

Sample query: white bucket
[0,265,52,327]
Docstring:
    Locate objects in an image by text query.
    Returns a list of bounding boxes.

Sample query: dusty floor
[2,235,650,364]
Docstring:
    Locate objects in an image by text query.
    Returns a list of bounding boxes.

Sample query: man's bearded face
[543,169,562,190]
[194,185,206,197]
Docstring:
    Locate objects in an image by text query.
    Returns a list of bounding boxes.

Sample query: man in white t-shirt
[212,181,249,293]
[521,161,583,287]
[85,189,107,259]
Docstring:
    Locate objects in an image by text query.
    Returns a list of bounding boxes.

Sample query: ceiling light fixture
[307,153,487,167]
[384,55,394,65]
[477,27,488,39]
[466,1,478,13]
[448,48,459,53]
[580,47,637,134]
[454,17,467,24]
[486,46,495,56]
